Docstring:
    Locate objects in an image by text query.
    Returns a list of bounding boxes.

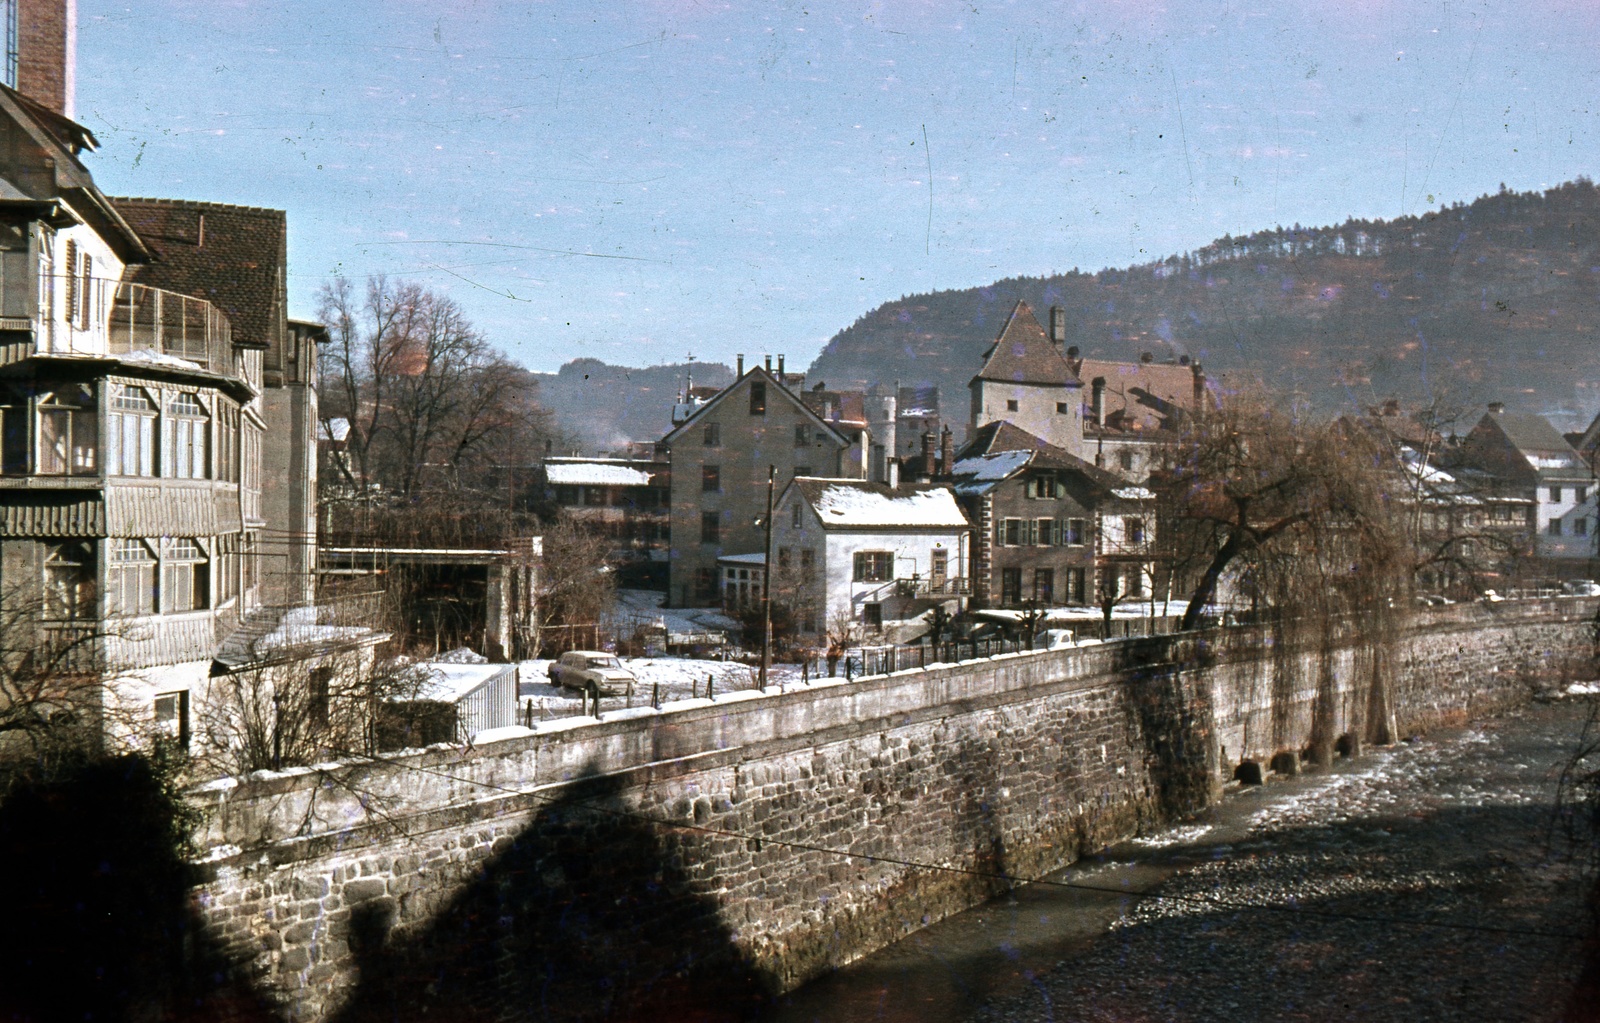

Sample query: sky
[75,0,1600,375]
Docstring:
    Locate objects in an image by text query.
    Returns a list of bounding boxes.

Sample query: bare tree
[317,276,555,508]
[537,516,616,655]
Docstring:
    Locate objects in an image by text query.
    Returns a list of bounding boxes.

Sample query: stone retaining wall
[188,598,1596,1020]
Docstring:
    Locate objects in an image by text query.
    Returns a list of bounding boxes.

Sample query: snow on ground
[517,656,809,720]
[609,588,740,639]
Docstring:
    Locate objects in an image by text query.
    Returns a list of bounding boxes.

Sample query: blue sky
[76,0,1600,373]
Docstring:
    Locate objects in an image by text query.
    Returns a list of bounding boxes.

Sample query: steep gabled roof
[660,367,851,448]
[112,198,287,349]
[788,478,969,530]
[970,301,1081,388]
[952,421,1127,494]
[1491,411,1579,457]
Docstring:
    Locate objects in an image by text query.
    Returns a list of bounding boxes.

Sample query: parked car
[548,651,637,696]
[1562,579,1600,597]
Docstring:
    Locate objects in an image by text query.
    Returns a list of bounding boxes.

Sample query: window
[216,403,239,483]
[794,466,812,477]
[555,485,578,505]
[109,538,158,616]
[852,551,892,582]
[1066,567,1087,604]
[162,538,209,613]
[703,422,720,446]
[801,548,815,580]
[1056,402,1070,414]
[1118,449,1135,471]
[214,534,240,605]
[1578,518,1590,537]
[581,485,606,506]
[1066,518,1086,545]
[702,465,720,492]
[108,387,157,477]
[1549,518,1564,536]
[791,502,803,528]
[693,568,716,601]
[1006,399,1019,412]
[1000,568,1022,605]
[749,381,767,415]
[37,384,97,475]
[778,547,791,570]
[1127,517,1146,544]
[153,691,190,749]
[1001,518,1022,546]
[1035,518,1054,546]
[1580,487,1590,504]
[43,541,94,620]
[241,533,259,596]
[701,511,721,543]
[863,602,883,628]
[931,548,948,584]
[1028,474,1058,499]
[1033,568,1054,604]
[164,393,209,479]
[794,424,809,447]
[0,222,29,319]
[1550,487,1564,503]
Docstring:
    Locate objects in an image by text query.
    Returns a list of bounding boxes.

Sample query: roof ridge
[110,196,286,217]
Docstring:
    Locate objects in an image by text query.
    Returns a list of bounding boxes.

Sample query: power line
[321,745,1587,945]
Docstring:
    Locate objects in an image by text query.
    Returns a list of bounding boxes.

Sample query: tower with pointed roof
[968,301,1085,460]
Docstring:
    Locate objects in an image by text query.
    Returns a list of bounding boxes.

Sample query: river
[757,695,1596,1023]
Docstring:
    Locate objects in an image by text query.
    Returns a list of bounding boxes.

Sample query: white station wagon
[547,651,637,697]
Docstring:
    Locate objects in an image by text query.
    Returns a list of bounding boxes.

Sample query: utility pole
[760,464,775,689]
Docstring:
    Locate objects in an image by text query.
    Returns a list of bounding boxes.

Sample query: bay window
[108,386,157,477]
[108,538,158,617]
[164,392,209,479]
[161,538,209,613]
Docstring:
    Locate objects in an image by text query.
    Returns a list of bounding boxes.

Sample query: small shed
[380,661,518,748]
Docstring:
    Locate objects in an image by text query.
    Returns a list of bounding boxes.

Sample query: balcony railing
[108,282,233,372]
[895,576,971,598]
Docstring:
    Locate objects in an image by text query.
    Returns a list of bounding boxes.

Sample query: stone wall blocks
[342,878,387,904]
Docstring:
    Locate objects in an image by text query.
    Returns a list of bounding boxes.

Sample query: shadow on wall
[1114,634,1217,821]
[330,764,774,1023]
[0,753,276,1023]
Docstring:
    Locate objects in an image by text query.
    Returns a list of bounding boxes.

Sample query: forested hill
[536,358,734,453]
[807,180,1600,431]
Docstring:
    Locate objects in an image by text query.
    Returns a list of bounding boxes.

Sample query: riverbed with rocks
[763,695,1598,1023]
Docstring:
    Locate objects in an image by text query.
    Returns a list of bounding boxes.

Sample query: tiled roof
[111,197,286,348]
[1077,357,1210,434]
[1489,411,1578,456]
[971,301,1081,388]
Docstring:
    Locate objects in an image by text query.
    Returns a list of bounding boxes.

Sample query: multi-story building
[0,21,337,753]
[771,477,970,639]
[951,421,1156,607]
[1457,406,1597,571]
[541,453,671,562]
[968,301,1085,458]
[661,361,853,607]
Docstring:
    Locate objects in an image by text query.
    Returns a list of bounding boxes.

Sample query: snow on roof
[547,462,655,486]
[120,350,205,372]
[900,407,937,418]
[717,552,767,565]
[810,482,969,529]
[401,662,515,703]
[952,450,1034,482]
[1111,486,1156,500]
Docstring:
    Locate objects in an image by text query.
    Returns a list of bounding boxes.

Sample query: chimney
[887,456,900,489]
[1191,363,1205,410]
[1049,305,1066,346]
[939,425,954,475]
[921,430,936,478]
[1092,377,1106,427]
[778,354,785,377]
[1488,401,1505,414]
[17,0,75,119]
[764,355,772,373]
[736,354,744,377]
[1140,351,1154,364]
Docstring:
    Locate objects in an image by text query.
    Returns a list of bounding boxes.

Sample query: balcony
[108,282,233,373]
[895,575,971,598]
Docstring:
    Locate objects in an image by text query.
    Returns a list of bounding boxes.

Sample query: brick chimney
[17,0,75,119]
[939,425,954,475]
[920,429,936,478]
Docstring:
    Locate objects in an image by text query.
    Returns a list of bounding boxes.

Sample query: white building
[771,478,970,640]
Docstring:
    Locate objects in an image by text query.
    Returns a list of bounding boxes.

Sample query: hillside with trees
[807,180,1600,432]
